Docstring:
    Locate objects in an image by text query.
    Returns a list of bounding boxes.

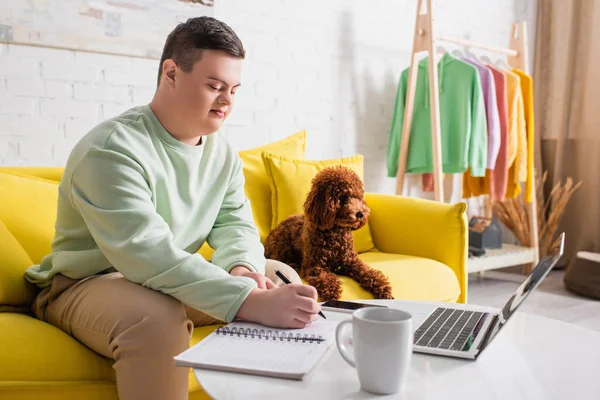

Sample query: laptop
[413,232,565,360]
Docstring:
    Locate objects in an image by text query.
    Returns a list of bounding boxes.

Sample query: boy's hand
[236,284,320,328]
[230,266,276,289]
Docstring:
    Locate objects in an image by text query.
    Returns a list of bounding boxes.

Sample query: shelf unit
[468,244,535,274]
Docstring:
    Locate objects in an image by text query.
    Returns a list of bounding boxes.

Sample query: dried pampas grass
[492,171,582,257]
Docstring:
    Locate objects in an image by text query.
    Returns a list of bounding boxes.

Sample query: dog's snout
[356,211,364,219]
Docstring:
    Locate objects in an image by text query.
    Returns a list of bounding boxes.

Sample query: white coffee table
[194,299,600,399]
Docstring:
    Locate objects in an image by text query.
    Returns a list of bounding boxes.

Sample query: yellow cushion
[0,313,215,399]
[0,167,64,183]
[261,152,375,253]
[197,242,215,261]
[238,130,307,243]
[299,251,460,302]
[0,219,37,308]
[0,172,58,265]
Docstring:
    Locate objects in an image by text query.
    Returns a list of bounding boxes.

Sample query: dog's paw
[375,285,394,300]
[319,292,341,302]
[320,281,343,301]
[381,292,394,300]
[317,285,342,302]
[306,274,343,302]
[332,283,343,300]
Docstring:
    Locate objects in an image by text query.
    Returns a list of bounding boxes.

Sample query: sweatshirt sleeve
[514,88,528,183]
[70,148,257,322]
[469,70,488,177]
[387,69,408,178]
[483,70,501,169]
[207,156,266,275]
[521,73,535,203]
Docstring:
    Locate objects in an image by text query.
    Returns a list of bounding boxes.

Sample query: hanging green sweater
[387,53,488,178]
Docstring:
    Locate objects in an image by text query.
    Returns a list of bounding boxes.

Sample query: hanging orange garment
[487,65,509,201]
[422,173,448,192]
[462,64,508,201]
[504,71,519,169]
[502,69,527,198]
[422,173,435,192]
[512,69,535,203]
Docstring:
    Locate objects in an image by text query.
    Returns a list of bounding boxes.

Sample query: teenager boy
[25,16,320,400]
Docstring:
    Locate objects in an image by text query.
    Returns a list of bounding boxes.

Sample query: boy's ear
[162,59,177,86]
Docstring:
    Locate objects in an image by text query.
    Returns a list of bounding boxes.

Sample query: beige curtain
[533,0,600,266]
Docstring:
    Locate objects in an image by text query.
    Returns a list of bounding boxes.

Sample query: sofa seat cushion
[335,251,461,302]
[0,313,115,383]
[0,313,215,399]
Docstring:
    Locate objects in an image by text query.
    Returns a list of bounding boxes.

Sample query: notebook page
[175,320,338,379]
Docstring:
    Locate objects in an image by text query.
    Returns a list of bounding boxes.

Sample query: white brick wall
[0,0,535,199]
[216,0,536,196]
[0,42,157,166]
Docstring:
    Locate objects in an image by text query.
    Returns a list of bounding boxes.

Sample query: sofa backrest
[0,167,64,183]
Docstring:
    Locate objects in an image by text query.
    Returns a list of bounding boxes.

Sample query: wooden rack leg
[508,22,528,76]
[509,22,539,271]
[528,172,539,268]
[395,58,419,195]
[395,0,444,202]
[424,0,444,202]
[395,0,426,195]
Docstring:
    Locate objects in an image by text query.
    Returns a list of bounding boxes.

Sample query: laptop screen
[477,233,565,354]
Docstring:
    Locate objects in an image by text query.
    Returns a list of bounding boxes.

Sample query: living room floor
[468,270,600,332]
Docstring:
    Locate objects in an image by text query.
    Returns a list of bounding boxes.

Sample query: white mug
[336,307,413,395]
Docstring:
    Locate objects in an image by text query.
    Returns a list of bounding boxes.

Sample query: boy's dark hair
[157,16,245,85]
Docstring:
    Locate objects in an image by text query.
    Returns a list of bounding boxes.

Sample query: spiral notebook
[174,319,339,380]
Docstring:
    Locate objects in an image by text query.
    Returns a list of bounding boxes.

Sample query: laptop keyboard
[414,308,488,351]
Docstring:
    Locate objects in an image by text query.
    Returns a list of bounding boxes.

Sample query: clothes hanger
[495,57,511,70]
[434,45,448,63]
[451,48,465,60]
[480,54,493,65]
[464,49,479,61]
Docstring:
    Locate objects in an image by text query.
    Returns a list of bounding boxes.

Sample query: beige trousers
[31,260,301,400]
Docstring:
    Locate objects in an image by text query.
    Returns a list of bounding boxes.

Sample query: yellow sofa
[0,150,467,399]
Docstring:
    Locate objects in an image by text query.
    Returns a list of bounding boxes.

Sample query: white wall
[0,0,535,197]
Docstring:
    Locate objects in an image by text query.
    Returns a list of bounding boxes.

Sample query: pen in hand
[274,269,327,320]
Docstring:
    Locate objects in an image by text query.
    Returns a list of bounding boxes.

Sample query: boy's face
[168,49,242,138]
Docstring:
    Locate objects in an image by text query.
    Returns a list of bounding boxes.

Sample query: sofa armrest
[365,193,468,303]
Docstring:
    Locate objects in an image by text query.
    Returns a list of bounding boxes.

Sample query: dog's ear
[304,181,338,230]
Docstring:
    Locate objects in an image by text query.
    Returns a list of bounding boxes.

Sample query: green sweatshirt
[24,104,265,322]
[387,53,488,178]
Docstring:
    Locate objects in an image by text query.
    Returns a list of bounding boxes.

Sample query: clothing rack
[395,0,539,271]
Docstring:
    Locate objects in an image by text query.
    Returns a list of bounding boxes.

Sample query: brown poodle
[264,166,393,301]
